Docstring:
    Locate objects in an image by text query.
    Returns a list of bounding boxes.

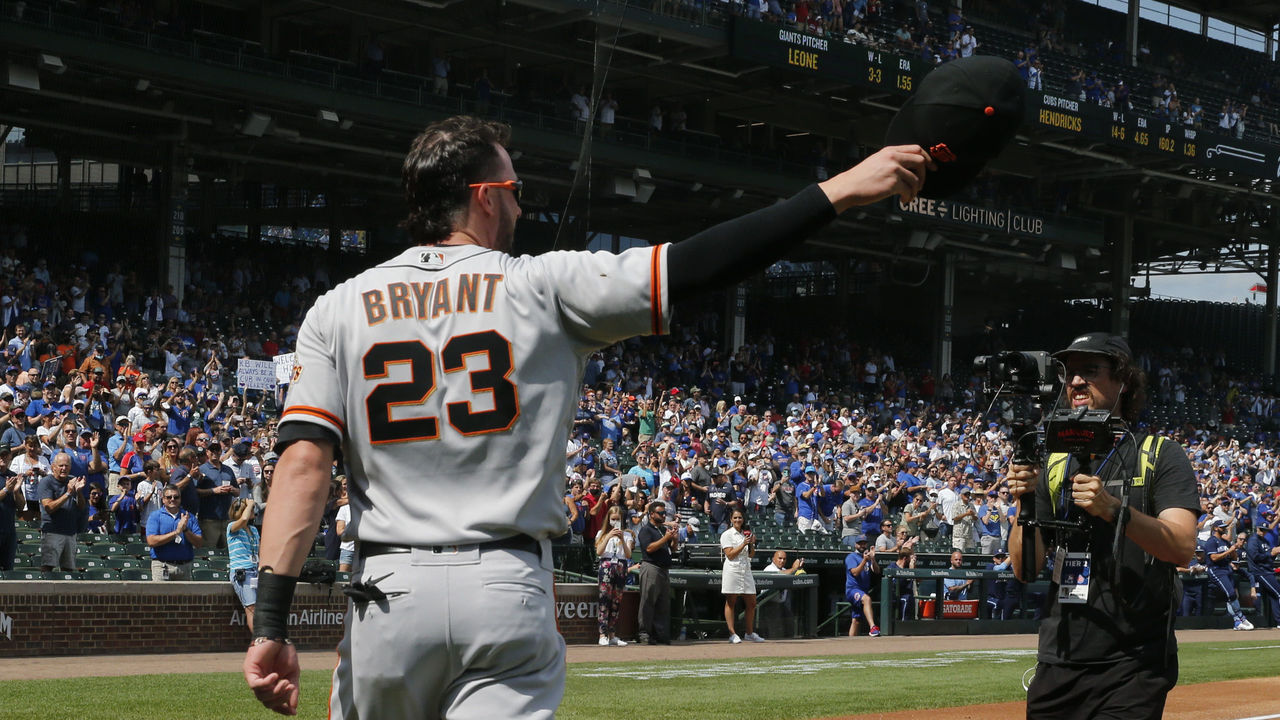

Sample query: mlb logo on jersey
[420,251,447,267]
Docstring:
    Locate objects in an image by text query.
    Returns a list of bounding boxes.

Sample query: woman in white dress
[720,509,764,643]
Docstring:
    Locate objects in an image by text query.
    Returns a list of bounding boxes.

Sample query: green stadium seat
[189,560,207,570]
[40,571,78,580]
[18,530,39,542]
[336,572,351,584]
[115,559,143,570]
[191,568,222,581]
[123,542,150,555]
[121,569,152,581]
[77,533,98,545]
[0,570,41,580]
[79,559,107,569]
[100,544,126,555]
[82,570,121,581]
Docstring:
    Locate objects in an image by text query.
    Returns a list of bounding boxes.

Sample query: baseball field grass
[0,639,1275,720]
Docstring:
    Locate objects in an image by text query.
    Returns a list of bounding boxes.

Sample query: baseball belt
[358,533,541,559]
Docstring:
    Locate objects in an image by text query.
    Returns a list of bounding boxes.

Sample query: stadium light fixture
[317,109,340,125]
[924,232,945,251]
[36,53,65,75]
[690,182,703,192]
[633,168,652,182]
[5,62,40,91]
[240,112,273,138]
[732,189,744,200]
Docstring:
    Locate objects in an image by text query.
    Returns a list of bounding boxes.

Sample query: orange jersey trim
[650,245,664,335]
[283,405,346,433]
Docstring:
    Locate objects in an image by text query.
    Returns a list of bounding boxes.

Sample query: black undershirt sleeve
[667,184,838,303]
[273,422,341,456]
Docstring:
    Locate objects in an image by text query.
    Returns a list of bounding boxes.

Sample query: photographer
[637,500,678,645]
[1006,333,1198,719]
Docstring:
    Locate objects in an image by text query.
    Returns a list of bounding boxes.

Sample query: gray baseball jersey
[280,243,670,545]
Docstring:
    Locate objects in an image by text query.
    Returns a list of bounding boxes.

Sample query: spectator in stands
[943,550,973,600]
[13,435,49,522]
[843,535,879,636]
[721,509,763,644]
[595,504,634,646]
[145,485,202,581]
[637,500,678,644]
[873,519,896,551]
[976,491,1003,553]
[228,497,259,630]
[677,515,701,544]
[1027,60,1043,91]
[196,442,238,549]
[107,475,137,538]
[333,483,353,573]
[769,465,797,528]
[431,51,450,97]
[796,465,829,535]
[132,460,164,537]
[38,453,84,571]
[85,485,109,533]
[705,466,736,534]
[957,25,977,58]
[0,444,19,571]
[949,487,977,551]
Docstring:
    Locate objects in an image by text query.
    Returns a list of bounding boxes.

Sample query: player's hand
[1005,464,1039,502]
[820,144,936,212]
[244,640,300,715]
[1070,473,1119,521]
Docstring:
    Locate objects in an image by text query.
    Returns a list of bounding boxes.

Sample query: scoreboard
[728,19,1280,180]
[1033,94,1278,177]
[729,19,921,95]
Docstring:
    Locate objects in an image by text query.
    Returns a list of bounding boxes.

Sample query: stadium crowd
[0,239,1275,635]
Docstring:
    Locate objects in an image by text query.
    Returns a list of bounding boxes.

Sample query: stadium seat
[40,571,78,580]
[82,570,121,581]
[121,569,152,581]
[0,570,41,580]
[191,568,222,581]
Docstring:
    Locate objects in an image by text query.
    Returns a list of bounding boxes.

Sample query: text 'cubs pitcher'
[239,97,1023,716]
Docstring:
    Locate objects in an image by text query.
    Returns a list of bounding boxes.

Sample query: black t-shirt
[707,479,734,523]
[0,468,15,533]
[637,520,672,568]
[1033,433,1199,665]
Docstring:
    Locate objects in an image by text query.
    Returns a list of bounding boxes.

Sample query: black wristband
[252,570,299,640]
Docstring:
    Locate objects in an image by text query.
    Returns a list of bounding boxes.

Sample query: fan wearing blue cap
[1005,331,1201,719]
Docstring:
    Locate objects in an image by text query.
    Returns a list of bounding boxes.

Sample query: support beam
[936,252,955,379]
[1126,0,1140,68]
[1109,214,1134,337]
[1267,241,1278,379]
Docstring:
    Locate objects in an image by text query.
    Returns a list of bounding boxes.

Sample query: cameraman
[1006,333,1198,720]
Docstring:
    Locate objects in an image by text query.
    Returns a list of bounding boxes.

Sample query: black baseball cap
[1052,332,1132,362]
[884,56,1025,199]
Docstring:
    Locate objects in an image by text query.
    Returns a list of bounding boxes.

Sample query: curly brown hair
[399,116,511,245]
[1110,354,1147,424]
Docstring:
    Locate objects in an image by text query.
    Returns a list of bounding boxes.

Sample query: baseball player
[844,536,880,637]
[1244,517,1280,628]
[241,115,933,718]
[1203,520,1253,630]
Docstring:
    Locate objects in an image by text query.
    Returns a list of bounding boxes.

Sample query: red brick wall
[0,581,636,656]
